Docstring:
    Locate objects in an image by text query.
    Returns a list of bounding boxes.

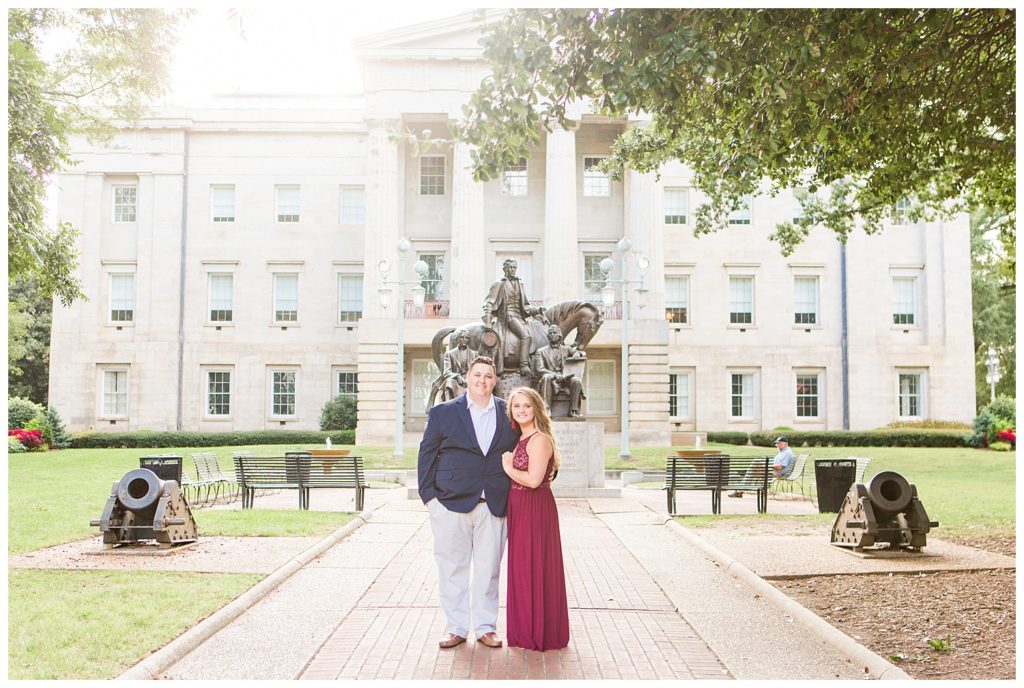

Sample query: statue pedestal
[550,420,620,498]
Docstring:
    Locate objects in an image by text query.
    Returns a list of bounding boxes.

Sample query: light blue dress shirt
[467,394,496,500]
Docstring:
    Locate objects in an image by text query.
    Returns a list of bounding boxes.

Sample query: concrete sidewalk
[161,486,869,680]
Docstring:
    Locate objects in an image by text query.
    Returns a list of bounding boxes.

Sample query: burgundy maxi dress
[506,432,570,651]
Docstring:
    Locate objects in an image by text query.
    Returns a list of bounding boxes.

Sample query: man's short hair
[502,258,517,270]
[468,355,496,374]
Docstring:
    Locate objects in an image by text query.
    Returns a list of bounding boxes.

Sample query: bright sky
[168,4,482,104]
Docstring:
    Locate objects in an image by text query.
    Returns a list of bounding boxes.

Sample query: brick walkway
[300,499,730,680]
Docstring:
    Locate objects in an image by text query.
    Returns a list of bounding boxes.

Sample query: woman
[501,387,570,651]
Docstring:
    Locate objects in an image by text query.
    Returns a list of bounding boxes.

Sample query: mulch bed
[779,536,1016,680]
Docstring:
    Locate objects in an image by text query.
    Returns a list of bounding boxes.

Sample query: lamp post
[600,237,649,460]
[377,237,429,458]
[984,346,1001,402]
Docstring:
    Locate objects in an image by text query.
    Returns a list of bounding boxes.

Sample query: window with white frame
[664,187,689,224]
[898,371,925,418]
[276,185,300,222]
[729,372,757,418]
[273,273,299,322]
[112,185,137,223]
[793,187,809,222]
[585,360,615,415]
[336,370,358,399]
[109,272,135,322]
[729,276,754,324]
[419,253,445,301]
[270,369,298,417]
[892,276,917,325]
[665,276,689,324]
[583,156,611,197]
[340,185,365,224]
[795,372,821,418]
[337,274,363,322]
[101,367,129,417]
[501,158,528,197]
[583,254,610,301]
[208,273,233,322]
[412,359,440,414]
[211,185,235,222]
[669,371,691,419]
[205,369,232,417]
[728,195,753,224]
[419,155,445,196]
[892,197,912,225]
[794,276,819,325]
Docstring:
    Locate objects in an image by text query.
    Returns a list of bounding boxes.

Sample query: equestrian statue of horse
[426,300,604,409]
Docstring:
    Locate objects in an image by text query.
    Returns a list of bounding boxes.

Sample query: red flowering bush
[8,428,45,450]
[996,428,1015,448]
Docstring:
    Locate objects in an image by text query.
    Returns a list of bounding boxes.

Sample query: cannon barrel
[865,471,912,514]
[116,468,166,514]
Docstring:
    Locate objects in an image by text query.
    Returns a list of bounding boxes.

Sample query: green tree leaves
[458,8,1015,254]
[7,8,190,306]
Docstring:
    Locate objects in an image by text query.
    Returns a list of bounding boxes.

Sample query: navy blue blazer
[417,393,517,516]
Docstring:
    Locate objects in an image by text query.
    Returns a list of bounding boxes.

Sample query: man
[532,324,585,417]
[440,330,478,401]
[483,258,543,376]
[729,435,796,498]
[418,356,518,649]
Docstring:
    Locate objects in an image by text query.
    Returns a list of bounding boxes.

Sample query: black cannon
[90,468,198,548]
[830,470,938,551]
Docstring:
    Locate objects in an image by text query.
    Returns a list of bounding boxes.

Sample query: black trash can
[140,454,183,485]
[814,458,856,513]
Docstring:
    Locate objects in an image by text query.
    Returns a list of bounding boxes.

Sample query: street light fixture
[378,237,431,458]
[600,237,649,460]
[984,346,1001,402]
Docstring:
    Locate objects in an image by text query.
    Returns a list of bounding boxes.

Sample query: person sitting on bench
[729,436,795,498]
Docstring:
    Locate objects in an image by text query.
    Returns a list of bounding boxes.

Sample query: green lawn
[613,443,1015,538]
[9,569,261,679]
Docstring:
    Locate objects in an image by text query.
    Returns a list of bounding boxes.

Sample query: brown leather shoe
[438,633,466,649]
[476,632,503,648]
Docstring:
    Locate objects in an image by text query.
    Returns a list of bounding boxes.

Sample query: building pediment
[354,9,505,61]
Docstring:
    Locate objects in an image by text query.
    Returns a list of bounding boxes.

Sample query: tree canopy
[453,8,1015,254]
[8,8,190,306]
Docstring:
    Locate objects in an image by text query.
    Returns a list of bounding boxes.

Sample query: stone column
[363,123,401,319]
[623,118,670,445]
[358,122,403,445]
[543,125,580,302]
[624,165,666,315]
[449,141,487,318]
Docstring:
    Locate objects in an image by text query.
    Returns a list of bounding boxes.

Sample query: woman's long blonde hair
[506,387,561,471]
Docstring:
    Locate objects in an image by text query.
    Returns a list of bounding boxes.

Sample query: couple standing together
[417,354,569,652]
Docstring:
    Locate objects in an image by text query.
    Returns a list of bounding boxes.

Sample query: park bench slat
[233,455,366,510]
[663,455,771,515]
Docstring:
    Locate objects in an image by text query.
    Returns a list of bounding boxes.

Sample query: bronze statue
[483,258,544,377]
[532,324,585,417]
[426,271,605,414]
[428,330,478,407]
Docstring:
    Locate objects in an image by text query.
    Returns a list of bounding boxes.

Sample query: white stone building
[49,12,977,444]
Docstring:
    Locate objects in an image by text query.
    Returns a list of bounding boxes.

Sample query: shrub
[42,407,72,449]
[9,428,45,450]
[8,397,42,430]
[69,429,356,449]
[8,436,26,453]
[884,419,972,430]
[320,395,357,431]
[707,431,750,445]
[748,429,969,448]
[983,395,1016,425]
[989,441,1012,452]
[995,427,1015,448]
[966,409,997,448]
